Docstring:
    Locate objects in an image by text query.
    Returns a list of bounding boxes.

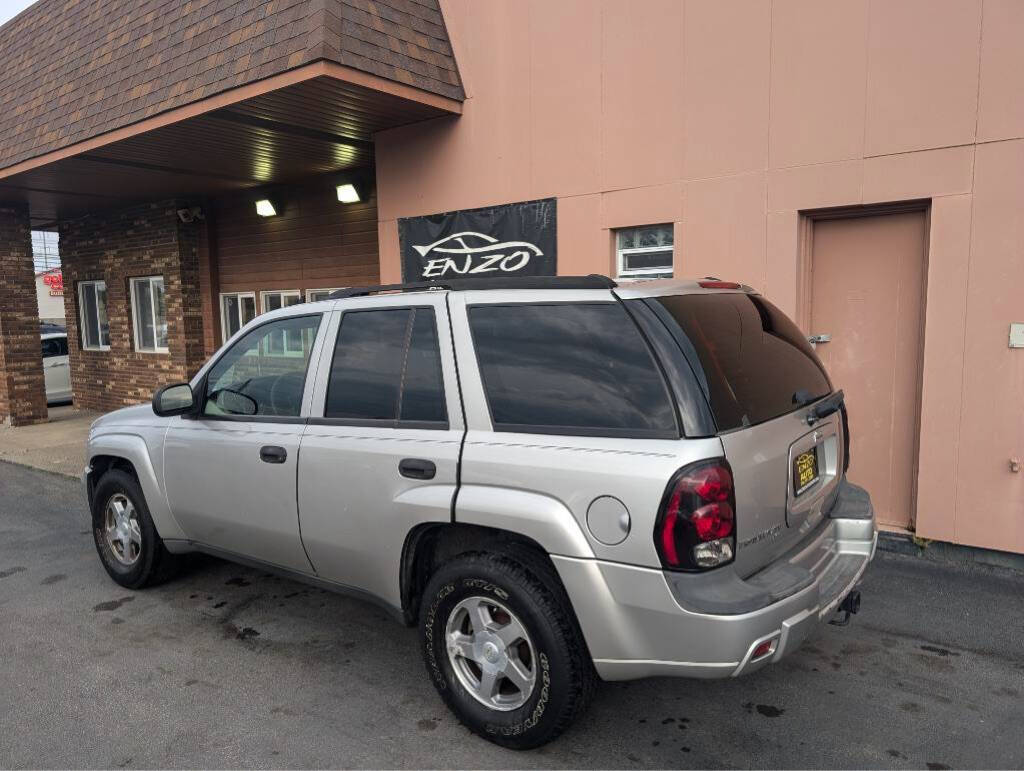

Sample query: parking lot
[1,460,1021,769]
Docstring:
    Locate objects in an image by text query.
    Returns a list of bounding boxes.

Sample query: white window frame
[260,289,302,314]
[306,288,342,303]
[129,276,169,354]
[616,224,675,280]
[78,280,110,351]
[259,290,304,356]
[220,292,257,345]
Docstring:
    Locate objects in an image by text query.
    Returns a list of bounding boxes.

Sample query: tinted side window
[325,307,448,424]
[325,309,408,420]
[204,315,322,418]
[401,309,447,423]
[41,338,62,358]
[626,301,716,438]
[650,293,832,431]
[468,303,676,437]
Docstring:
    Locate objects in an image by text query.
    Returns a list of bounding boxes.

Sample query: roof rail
[328,274,616,300]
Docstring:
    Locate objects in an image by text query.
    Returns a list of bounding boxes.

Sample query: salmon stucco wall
[373,0,1024,554]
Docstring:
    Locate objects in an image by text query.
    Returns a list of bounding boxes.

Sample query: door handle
[808,334,832,345]
[399,458,436,480]
[259,445,288,464]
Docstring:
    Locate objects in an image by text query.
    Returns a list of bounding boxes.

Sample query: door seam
[445,293,468,524]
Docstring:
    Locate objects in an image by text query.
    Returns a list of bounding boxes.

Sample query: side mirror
[153,382,195,417]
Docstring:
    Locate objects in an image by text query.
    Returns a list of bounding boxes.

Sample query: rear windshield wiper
[801,389,845,425]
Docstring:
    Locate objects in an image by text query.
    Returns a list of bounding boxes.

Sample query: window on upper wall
[220,292,257,344]
[130,276,168,353]
[260,290,305,355]
[616,224,674,279]
[307,288,342,303]
[78,280,110,351]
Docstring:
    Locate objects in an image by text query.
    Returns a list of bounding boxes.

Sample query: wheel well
[87,455,139,504]
[400,522,574,627]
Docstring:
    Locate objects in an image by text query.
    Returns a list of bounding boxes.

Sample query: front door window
[204,315,322,418]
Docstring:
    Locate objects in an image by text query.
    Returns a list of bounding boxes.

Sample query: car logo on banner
[399,198,557,282]
[412,232,545,278]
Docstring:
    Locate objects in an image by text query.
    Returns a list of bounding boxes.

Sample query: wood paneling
[2,74,455,228]
[210,178,379,304]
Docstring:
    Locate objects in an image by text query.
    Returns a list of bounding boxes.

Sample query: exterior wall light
[255,199,278,217]
[336,183,361,203]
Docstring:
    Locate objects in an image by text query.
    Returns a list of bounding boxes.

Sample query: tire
[419,551,596,749]
[91,469,178,589]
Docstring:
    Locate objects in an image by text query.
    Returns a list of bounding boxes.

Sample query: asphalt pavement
[0,460,1021,769]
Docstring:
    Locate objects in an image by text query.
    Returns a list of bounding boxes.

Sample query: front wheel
[419,552,596,749]
[91,469,178,589]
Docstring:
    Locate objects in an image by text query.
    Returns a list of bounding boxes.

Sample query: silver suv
[85,275,876,748]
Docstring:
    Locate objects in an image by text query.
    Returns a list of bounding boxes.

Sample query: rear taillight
[839,403,851,473]
[655,459,736,571]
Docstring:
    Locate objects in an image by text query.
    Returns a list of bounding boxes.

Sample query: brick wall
[60,201,207,412]
[58,180,381,410]
[0,204,47,425]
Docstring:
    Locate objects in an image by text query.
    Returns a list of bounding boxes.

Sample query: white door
[163,312,327,572]
[297,296,462,607]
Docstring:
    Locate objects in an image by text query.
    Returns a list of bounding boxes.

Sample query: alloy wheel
[104,493,142,566]
[444,595,537,711]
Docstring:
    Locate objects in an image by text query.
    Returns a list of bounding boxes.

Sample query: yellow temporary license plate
[793,449,819,495]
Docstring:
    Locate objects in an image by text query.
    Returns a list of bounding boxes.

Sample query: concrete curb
[877,529,1024,575]
[0,456,79,481]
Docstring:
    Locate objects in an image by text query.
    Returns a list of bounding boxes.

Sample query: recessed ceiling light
[255,199,277,217]
[336,183,360,203]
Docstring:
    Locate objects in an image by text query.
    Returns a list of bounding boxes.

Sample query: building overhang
[0,60,462,228]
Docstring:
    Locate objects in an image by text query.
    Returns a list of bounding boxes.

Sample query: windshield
[644,293,832,431]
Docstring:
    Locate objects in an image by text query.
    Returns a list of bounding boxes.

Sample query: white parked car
[41,332,72,404]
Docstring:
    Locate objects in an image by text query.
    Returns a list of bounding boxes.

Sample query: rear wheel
[419,551,596,749]
[91,469,178,589]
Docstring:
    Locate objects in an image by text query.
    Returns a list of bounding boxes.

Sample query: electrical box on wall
[1010,323,1024,349]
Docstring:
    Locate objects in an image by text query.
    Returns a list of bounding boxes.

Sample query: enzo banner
[399,198,556,281]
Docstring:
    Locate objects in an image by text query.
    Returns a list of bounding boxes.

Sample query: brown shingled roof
[0,0,463,172]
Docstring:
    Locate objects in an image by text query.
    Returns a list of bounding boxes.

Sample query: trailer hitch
[829,589,861,627]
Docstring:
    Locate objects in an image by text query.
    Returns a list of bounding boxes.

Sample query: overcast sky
[0,0,36,27]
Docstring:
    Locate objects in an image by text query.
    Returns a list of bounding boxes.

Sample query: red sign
[41,271,64,296]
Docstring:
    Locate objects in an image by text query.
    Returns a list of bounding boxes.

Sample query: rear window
[324,307,447,425]
[468,303,677,438]
[647,293,831,431]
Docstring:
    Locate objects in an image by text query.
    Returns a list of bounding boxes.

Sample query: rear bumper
[553,481,876,681]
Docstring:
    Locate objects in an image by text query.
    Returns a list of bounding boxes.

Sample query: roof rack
[328,274,616,300]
